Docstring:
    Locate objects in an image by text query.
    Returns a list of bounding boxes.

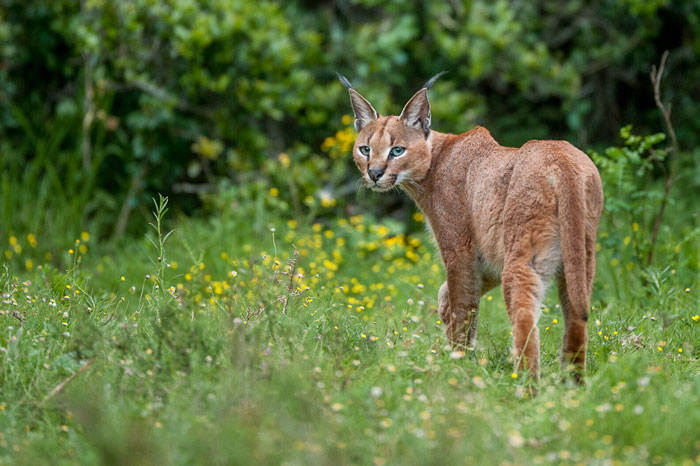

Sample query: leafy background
[2,0,700,244]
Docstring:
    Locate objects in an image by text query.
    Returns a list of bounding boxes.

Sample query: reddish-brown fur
[341,77,603,381]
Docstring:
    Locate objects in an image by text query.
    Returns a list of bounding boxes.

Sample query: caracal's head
[338,73,445,192]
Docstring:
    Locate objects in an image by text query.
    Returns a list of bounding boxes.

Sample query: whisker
[354,177,368,201]
[399,178,419,197]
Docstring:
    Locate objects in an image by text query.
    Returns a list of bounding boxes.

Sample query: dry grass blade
[44,358,95,403]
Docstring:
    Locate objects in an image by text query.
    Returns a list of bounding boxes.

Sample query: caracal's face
[353,116,432,192]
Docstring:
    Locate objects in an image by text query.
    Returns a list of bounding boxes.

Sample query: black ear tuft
[422,71,448,90]
[336,72,354,90]
[338,73,379,131]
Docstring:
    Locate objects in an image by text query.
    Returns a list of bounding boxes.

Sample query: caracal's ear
[337,73,379,132]
[399,71,446,137]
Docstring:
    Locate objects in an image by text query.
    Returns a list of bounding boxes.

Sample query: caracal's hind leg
[559,226,596,383]
[502,263,543,379]
[558,276,588,383]
[502,233,560,381]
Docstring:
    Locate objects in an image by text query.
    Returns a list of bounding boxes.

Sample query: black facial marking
[374,118,390,143]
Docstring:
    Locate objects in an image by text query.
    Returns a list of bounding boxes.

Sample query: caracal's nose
[368,168,384,182]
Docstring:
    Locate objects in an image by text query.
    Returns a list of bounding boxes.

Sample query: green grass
[1,197,699,466]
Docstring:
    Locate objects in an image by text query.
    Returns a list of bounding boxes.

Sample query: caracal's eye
[389,146,406,158]
[359,145,371,157]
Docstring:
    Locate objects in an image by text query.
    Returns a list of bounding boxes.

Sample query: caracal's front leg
[438,250,481,349]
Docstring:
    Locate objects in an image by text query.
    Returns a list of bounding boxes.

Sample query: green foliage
[593,125,667,211]
[590,126,699,300]
[1,0,336,238]
[591,126,667,263]
[0,107,112,262]
[2,0,700,241]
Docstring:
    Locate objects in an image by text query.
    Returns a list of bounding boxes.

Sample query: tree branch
[646,51,679,266]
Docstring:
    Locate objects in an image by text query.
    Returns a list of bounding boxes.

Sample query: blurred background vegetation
[1,3,700,463]
[0,0,699,284]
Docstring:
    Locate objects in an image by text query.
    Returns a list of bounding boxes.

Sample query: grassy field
[1,196,699,465]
